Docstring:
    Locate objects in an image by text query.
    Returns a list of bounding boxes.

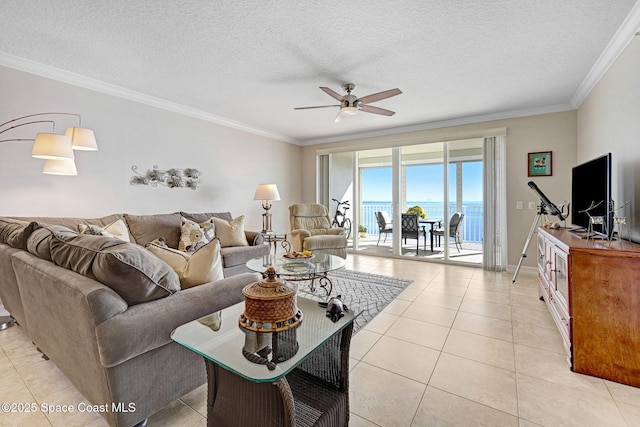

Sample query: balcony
[348,202,483,264]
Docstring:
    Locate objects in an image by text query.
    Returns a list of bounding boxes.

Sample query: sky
[362,161,483,203]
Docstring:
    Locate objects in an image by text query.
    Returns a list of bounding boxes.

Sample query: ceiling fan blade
[360,104,396,116]
[334,111,345,123]
[358,88,402,104]
[320,87,344,101]
[294,104,340,110]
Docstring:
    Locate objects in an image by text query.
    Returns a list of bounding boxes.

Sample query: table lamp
[254,184,280,233]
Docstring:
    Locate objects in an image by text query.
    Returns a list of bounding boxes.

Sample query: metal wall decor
[130,165,202,190]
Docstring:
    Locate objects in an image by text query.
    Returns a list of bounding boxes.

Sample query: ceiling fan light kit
[295,83,402,123]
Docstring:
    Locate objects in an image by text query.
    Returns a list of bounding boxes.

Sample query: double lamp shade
[32,127,98,175]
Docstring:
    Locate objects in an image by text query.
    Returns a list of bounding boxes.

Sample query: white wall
[0,66,301,233]
[577,36,640,242]
[301,111,577,268]
[1,63,584,267]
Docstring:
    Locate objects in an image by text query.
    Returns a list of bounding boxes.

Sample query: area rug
[299,269,413,334]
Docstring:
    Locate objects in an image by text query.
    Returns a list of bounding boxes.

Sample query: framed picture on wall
[528,151,552,177]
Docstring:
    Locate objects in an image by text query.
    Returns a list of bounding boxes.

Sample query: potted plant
[358,224,368,238]
[406,205,427,219]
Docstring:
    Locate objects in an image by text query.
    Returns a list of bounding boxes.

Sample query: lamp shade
[42,158,78,176]
[254,184,280,201]
[31,133,74,160]
[65,127,98,151]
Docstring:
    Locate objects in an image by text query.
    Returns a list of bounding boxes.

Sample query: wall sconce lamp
[0,112,98,175]
[254,184,280,234]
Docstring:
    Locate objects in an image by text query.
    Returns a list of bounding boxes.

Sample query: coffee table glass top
[171,296,358,383]
[245,253,346,277]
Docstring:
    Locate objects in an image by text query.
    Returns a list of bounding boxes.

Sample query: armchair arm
[245,230,262,245]
[289,229,311,252]
[96,272,260,367]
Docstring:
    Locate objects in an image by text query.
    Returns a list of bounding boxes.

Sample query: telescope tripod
[512,205,548,283]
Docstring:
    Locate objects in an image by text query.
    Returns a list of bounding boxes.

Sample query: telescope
[513,182,565,283]
[527,181,564,221]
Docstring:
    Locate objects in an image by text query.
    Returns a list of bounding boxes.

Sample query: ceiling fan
[294,83,402,123]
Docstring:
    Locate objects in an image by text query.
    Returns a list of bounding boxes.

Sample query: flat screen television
[571,153,612,238]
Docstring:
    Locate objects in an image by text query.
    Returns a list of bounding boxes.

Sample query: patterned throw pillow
[147,236,168,247]
[178,216,215,252]
[78,219,131,242]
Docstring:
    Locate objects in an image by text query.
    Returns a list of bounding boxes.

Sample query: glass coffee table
[246,253,346,296]
[171,296,359,426]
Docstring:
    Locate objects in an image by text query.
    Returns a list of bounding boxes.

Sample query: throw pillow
[0,218,40,250]
[178,216,215,252]
[48,232,180,305]
[212,215,249,247]
[78,219,131,242]
[26,224,76,261]
[146,238,223,289]
[147,236,168,247]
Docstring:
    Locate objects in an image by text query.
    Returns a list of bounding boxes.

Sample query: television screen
[571,153,612,238]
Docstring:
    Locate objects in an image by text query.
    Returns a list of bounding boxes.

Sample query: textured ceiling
[0,1,638,145]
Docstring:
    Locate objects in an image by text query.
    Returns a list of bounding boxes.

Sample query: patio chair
[375,211,393,245]
[401,213,426,252]
[431,212,464,252]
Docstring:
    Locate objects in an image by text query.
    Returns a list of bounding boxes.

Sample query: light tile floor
[1,254,640,426]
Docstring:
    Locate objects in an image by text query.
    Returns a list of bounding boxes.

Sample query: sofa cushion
[178,217,215,252]
[213,215,249,247]
[49,232,180,305]
[147,238,223,289]
[78,219,131,242]
[0,218,39,250]
[302,234,348,251]
[180,211,233,223]
[125,213,181,248]
[220,244,269,268]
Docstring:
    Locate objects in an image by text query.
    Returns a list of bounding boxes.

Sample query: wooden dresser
[537,227,640,388]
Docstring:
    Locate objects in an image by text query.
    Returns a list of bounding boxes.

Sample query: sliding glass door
[354,148,393,252]
[320,137,490,265]
[443,139,484,263]
[400,143,446,256]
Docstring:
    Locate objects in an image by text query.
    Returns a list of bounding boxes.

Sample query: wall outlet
[516,201,523,210]
[528,201,536,209]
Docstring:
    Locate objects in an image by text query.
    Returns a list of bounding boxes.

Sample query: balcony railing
[358,203,483,244]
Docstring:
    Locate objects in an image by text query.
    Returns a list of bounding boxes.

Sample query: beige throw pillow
[78,219,131,242]
[147,238,223,289]
[212,215,249,247]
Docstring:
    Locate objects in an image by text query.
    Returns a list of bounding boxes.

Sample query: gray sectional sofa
[0,212,269,427]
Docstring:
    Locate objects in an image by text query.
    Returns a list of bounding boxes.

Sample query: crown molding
[0,52,300,145]
[571,1,640,108]
[300,103,575,146]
